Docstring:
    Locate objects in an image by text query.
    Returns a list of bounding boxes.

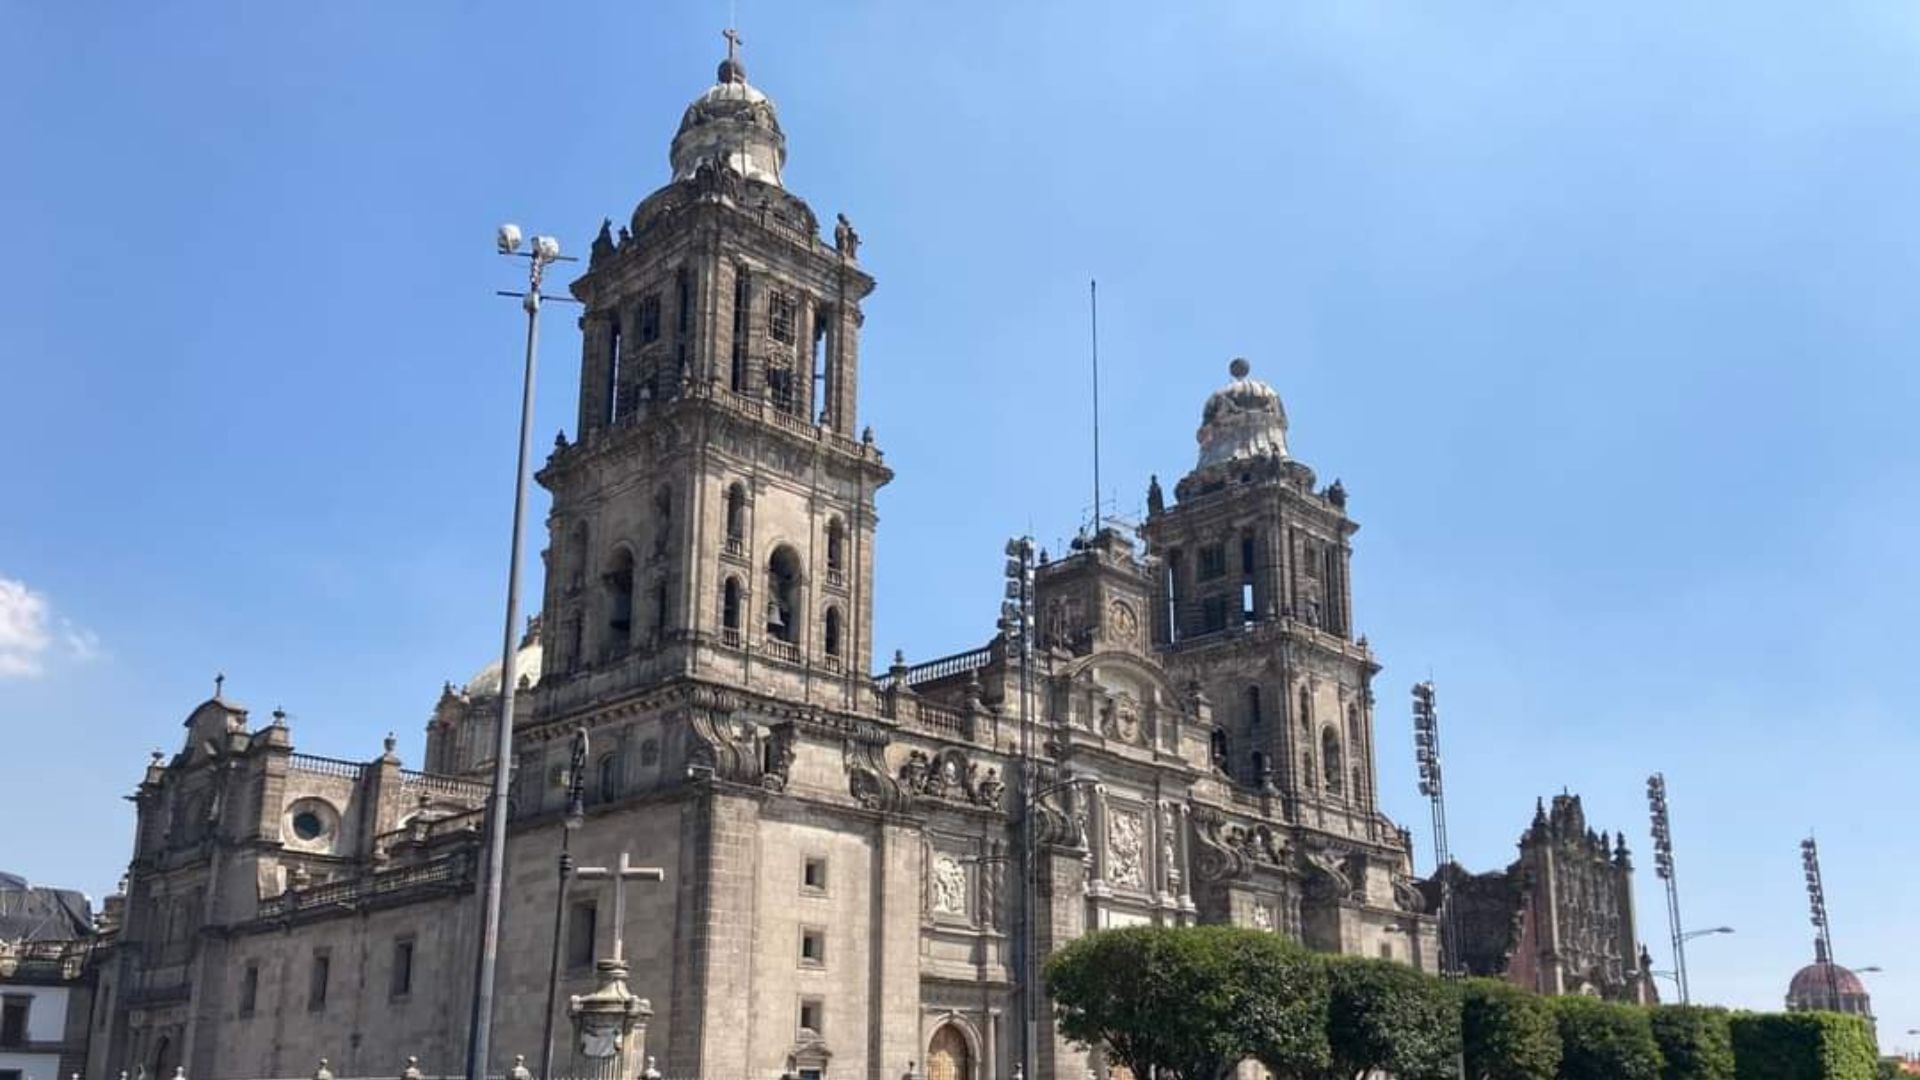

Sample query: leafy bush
[1553,996,1663,1080]
[1730,1012,1878,1080]
[1650,1005,1736,1080]
[1320,955,1460,1080]
[1458,977,1561,1080]
[1044,926,1329,1080]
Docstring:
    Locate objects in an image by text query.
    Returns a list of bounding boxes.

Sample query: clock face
[1108,600,1139,645]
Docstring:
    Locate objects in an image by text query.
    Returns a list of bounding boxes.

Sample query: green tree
[1648,1005,1735,1080]
[1553,996,1663,1080]
[1318,955,1460,1080]
[1458,978,1561,1080]
[1730,1012,1879,1080]
[1045,926,1330,1080]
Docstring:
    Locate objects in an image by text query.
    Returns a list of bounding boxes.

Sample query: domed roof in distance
[1788,960,1868,1000]
[1195,357,1289,468]
[464,637,543,698]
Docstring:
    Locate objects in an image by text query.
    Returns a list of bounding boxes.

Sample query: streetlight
[466,224,573,1080]
[1003,536,1038,1080]
[1680,927,1735,944]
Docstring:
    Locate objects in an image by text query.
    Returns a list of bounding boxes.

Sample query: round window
[292,811,325,840]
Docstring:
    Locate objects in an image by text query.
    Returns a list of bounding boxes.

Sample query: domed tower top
[1195,357,1289,468]
[670,28,788,187]
[1786,939,1875,1019]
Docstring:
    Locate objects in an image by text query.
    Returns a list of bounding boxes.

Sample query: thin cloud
[0,577,100,678]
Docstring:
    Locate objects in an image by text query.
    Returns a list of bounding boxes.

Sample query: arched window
[652,580,670,640]
[824,606,843,659]
[1323,727,1344,795]
[1352,766,1365,806]
[1209,728,1229,770]
[926,1023,972,1080]
[1251,750,1269,786]
[825,518,847,583]
[1246,685,1263,726]
[721,577,743,647]
[1347,704,1361,745]
[725,483,748,547]
[597,754,620,804]
[766,546,802,644]
[1298,686,1312,734]
[604,548,635,654]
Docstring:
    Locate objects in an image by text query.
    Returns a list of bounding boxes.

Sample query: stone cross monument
[569,853,666,1080]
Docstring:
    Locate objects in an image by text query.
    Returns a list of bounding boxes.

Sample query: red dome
[1789,961,1867,1000]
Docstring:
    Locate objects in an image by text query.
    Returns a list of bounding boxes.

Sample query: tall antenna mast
[1089,278,1101,533]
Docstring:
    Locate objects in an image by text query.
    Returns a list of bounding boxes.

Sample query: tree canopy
[1320,954,1461,1080]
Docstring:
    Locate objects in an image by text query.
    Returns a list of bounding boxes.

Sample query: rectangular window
[1241,535,1257,576]
[308,951,330,1012]
[391,938,415,1000]
[769,292,796,344]
[1197,544,1228,581]
[567,900,598,969]
[767,365,796,413]
[802,857,828,892]
[0,997,27,1047]
[799,927,826,966]
[639,293,662,343]
[675,267,694,337]
[1200,595,1230,634]
[1,1068,22,1080]
[798,1069,822,1080]
[1378,942,1393,960]
[798,998,824,1036]
[239,963,259,1017]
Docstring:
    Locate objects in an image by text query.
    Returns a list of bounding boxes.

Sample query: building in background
[0,875,102,1080]
[1785,941,1876,1044]
[96,39,1435,1080]
[1424,793,1657,1003]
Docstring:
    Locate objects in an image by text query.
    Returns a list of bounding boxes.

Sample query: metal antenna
[1089,279,1102,533]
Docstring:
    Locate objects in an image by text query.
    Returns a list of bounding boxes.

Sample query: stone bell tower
[535,34,891,712]
[1141,359,1380,828]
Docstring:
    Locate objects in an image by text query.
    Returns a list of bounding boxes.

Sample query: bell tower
[1141,359,1379,830]
[535,38,890,711]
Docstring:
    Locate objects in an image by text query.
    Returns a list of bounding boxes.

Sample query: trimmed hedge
[1322,954,1461,1080]
[1651,1005,1737,1080]
[1459,977,1563,1080]
[1554,996,1663,1080]
[1730,1012,1878,1080]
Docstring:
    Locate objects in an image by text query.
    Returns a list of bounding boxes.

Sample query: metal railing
[873,644,993,690]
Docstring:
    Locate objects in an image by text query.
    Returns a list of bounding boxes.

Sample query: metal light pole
[1802,836,1841,1010]
[1647,773,1692,1004]
[1002,537,1037,1080]
[1411,681,1457,975]
[466,225,569,1080]
[539,728,590,1080]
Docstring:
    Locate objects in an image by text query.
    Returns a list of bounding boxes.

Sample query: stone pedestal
[568,959,653,1080]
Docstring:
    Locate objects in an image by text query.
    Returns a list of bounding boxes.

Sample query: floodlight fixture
[497,223,523,255]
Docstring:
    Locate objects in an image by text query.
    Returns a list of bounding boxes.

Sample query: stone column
[569,959,653,1080]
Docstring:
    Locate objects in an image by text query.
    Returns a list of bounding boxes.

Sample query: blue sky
[3,0,1916,1044]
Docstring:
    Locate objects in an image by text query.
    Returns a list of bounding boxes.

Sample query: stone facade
[1425,794,1656,1004]
[96,44,1435,1080]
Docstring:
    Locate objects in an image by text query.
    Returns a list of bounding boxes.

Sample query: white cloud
[0,577,100,679]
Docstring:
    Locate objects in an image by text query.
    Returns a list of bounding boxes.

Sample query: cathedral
[90,41,1435,1080]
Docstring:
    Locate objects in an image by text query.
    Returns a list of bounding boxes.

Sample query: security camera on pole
[466,224,576,1080]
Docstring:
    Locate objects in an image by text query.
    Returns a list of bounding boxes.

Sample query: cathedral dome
[463,635,543,697]
[669,40,787,187]
[1788,961,1868,1002]
[1196,358,1289,468]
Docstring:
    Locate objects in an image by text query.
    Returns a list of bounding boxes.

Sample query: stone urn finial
[400,1057,423,1080]
[508,1055,533,1080]
[314,1059,334,1080]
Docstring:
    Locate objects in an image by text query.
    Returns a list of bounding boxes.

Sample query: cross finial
[724,26,743,64]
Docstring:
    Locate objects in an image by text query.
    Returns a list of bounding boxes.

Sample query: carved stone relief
[1108,808,1147,890]
[931,854,968,918]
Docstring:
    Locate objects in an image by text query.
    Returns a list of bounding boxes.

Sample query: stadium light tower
[1411,681,1459,975]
